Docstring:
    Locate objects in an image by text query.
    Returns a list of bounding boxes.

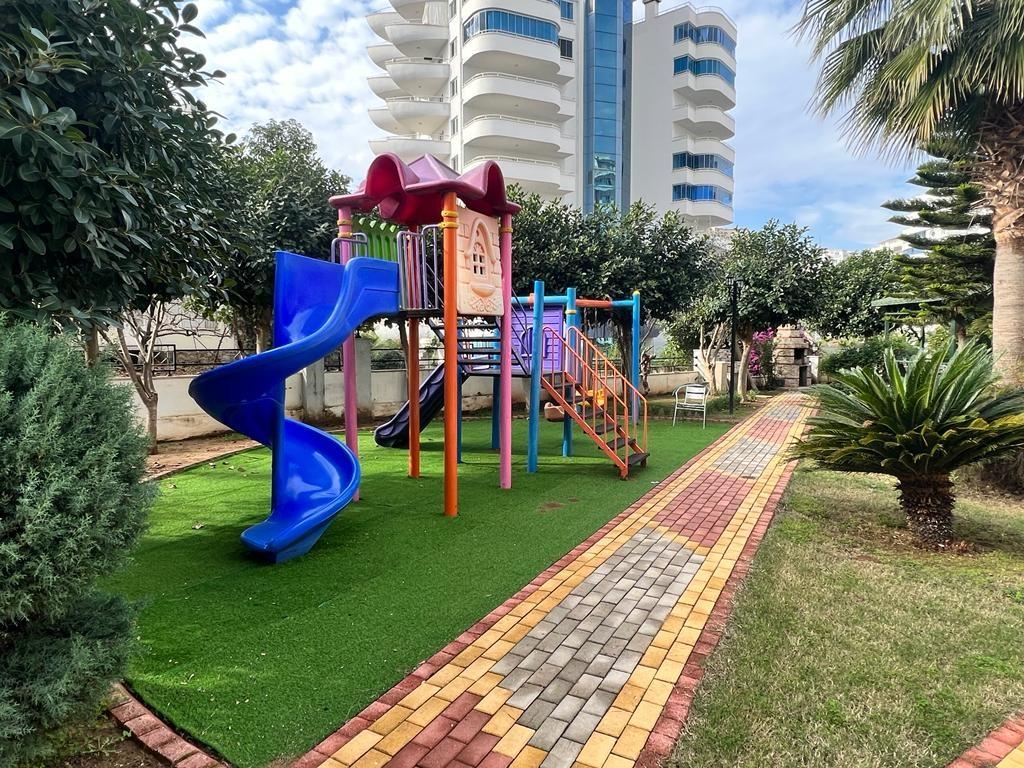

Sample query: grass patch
[670,466,1024,768]
[107,417,726,768]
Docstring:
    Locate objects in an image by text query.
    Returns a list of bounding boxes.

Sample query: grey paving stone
[581,687,618,715]
[520,649,548,672]
[563,628,590,649]
[602,636,628,656]
[639,617,663,637]
[548,646,575,667]
[590,625,614,644]
[528,663,562,687]
[573,641,602,664]
[540,738,584,768]
[626,633,652,653]
[586,653,616,678]
[502,667,532,691]
[611,650,643,673]
[550,694,586,722]
[507,683,544,710]
[537,631,568,653]
[568,673,602,699]
[558,658,588,683]
[529,717,569,751]
[611,621,641,640]
[538,676,573,703]
[490,653,524,675]
[564,711,603,743]
[519,697,558,729]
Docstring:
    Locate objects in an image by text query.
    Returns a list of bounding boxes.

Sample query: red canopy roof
[330,154,520,226]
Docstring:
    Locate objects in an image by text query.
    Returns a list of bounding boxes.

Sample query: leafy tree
[673,221,826,397]
[0,322,152,763]
[795,0,1024,385]
[818,334,917,378]
[882,145,995,342]
[814,250,902,339]
[204,120,351,351]
[0,0,231,350]
[792,341,1024,547]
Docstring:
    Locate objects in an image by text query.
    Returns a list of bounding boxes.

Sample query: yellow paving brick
[611,725,649,760]
[368,705,413,736]
[483,704,522,737]
[469,671,504,696]
[651,629,675,650]
[427,664,461,687]
[332,730,383,766]
[510,745,547,768]
[462,656,494,681]
[576,732,617,768]
[612,683,645,711]
[454,644,486,666]
[596,708,631,738]
[630,664,657,688]
[640,645,667,668]
[677,627,701,645]
[494,724,534,757]
[350,749,389,768]
[375,721,421,756]
[629,701,662,731]
[642,679,675,706]
[667,642,692,663]
[437,673,475,701]
[503,624,530,643]
[602,755,635,768]
[407,697,448,726]
[398,683,440,710]
[483,639,516,660]
[478,686,513,715]
[655,659,685,684]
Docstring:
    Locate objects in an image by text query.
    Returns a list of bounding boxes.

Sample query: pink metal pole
[338,207,360,501]
[499,213,513,489]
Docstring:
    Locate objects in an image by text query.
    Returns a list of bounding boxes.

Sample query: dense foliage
[793,341,1024,546]
[883,145,995,341]
[0,322,152,763]
[508,188,714,367]
[819,335,917,378]
[0,0,233,330]
[205,120,350,350]
[796,0,1024,384]
[813,250,902,339]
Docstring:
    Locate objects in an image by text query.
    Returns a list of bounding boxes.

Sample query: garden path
[293,392,812,768]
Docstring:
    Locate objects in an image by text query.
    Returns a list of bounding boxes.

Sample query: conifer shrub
[0,322,152,764]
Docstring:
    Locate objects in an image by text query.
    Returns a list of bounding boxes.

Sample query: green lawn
[106,417,727,768]
[670,466,1024,768]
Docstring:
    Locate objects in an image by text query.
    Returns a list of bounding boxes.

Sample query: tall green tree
[672,221,826,396]
[882,146,995,342]
[205,120,351,351]
[796,0,1024,384]
[814,249,902,339]
[0,0,232,352]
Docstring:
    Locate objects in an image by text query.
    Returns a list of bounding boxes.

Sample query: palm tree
[795,1,1024,385]
[792,342,1024,547]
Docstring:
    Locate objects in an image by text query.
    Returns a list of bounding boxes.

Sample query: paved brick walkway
[950,716,1024,767]
[295,393,812,768]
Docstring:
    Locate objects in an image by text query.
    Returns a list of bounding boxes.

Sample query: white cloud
[193,0,917,249]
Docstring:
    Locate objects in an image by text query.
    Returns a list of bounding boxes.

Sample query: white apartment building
[365,0,736,226]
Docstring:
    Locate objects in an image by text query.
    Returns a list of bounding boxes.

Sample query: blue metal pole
[632,291,641,426]
[491,375,500,450]
[562,286,576,457]
[527,280,544,473]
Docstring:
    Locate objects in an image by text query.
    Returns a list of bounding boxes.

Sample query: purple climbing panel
[511,307,564,374]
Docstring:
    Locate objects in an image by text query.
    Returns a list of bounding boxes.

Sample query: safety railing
[396,224,442,311]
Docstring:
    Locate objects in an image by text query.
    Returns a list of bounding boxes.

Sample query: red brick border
[108,683,226,768]
[949,716,1024,767]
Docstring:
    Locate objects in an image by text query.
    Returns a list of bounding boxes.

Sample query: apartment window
[449,0,456,16]
[452,155,459,170]
[673,22,736,55]
[462,9,559,44]
[559,0,574,20]
[672,183,733,205]
[672,152,734,177]
[450,116,459,134]
[450,39,457,58]
[450,78,458,96]
[559,37,574,60]
[672,55,735,86]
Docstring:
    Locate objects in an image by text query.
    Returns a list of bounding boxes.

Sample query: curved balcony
[462,0,561,27]
[386,21,448,58]
[463,72,565,122]
[367,10,405,40]
[465,154,567,196]
[463,32,561,81]
[385,96,450,134]
[367,74,405,100]
[389,0,428,22]
[673,71,736,111]
[671,165,735,191]
[462,114,565,156]
[386,57,450,97]
[368,43,403,68]
[672,104,735,141]
[369,135,450,162]
[673,37,737,71]
[672,135,736,163]
[674,200,733,228]
[368,106,405,134]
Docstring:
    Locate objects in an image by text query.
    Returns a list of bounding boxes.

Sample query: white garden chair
[673,383,708,428]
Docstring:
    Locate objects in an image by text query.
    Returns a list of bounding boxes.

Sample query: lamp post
[727,277,743,414]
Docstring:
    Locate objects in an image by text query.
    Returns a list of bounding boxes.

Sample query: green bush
[0,323,152,764]
[818,335,916,377]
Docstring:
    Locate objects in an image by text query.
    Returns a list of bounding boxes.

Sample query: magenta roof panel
[330,153,520,225]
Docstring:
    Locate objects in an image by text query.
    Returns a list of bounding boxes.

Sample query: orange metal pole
[441,193,459,517]
[408,316,420,478]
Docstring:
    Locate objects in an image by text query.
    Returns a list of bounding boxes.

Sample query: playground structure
[189,154,648,563]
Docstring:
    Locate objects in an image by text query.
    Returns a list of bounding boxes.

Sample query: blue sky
[191,0,918,250]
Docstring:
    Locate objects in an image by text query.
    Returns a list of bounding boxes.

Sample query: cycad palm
[792,342,1024,546]
[796,0,1024,384]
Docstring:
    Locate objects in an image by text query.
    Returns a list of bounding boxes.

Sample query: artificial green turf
[106,417,726,768]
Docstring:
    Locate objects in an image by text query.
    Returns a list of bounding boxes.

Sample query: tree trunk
[737,337,753,400]
[144,393,159,454]
[613,317,631,373]
[991,207,1024,386]
[897,474,955,547]
[255,307,273,353]
[84,327,100,366]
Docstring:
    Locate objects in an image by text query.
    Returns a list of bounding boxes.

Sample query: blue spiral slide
[189,251,400,563]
